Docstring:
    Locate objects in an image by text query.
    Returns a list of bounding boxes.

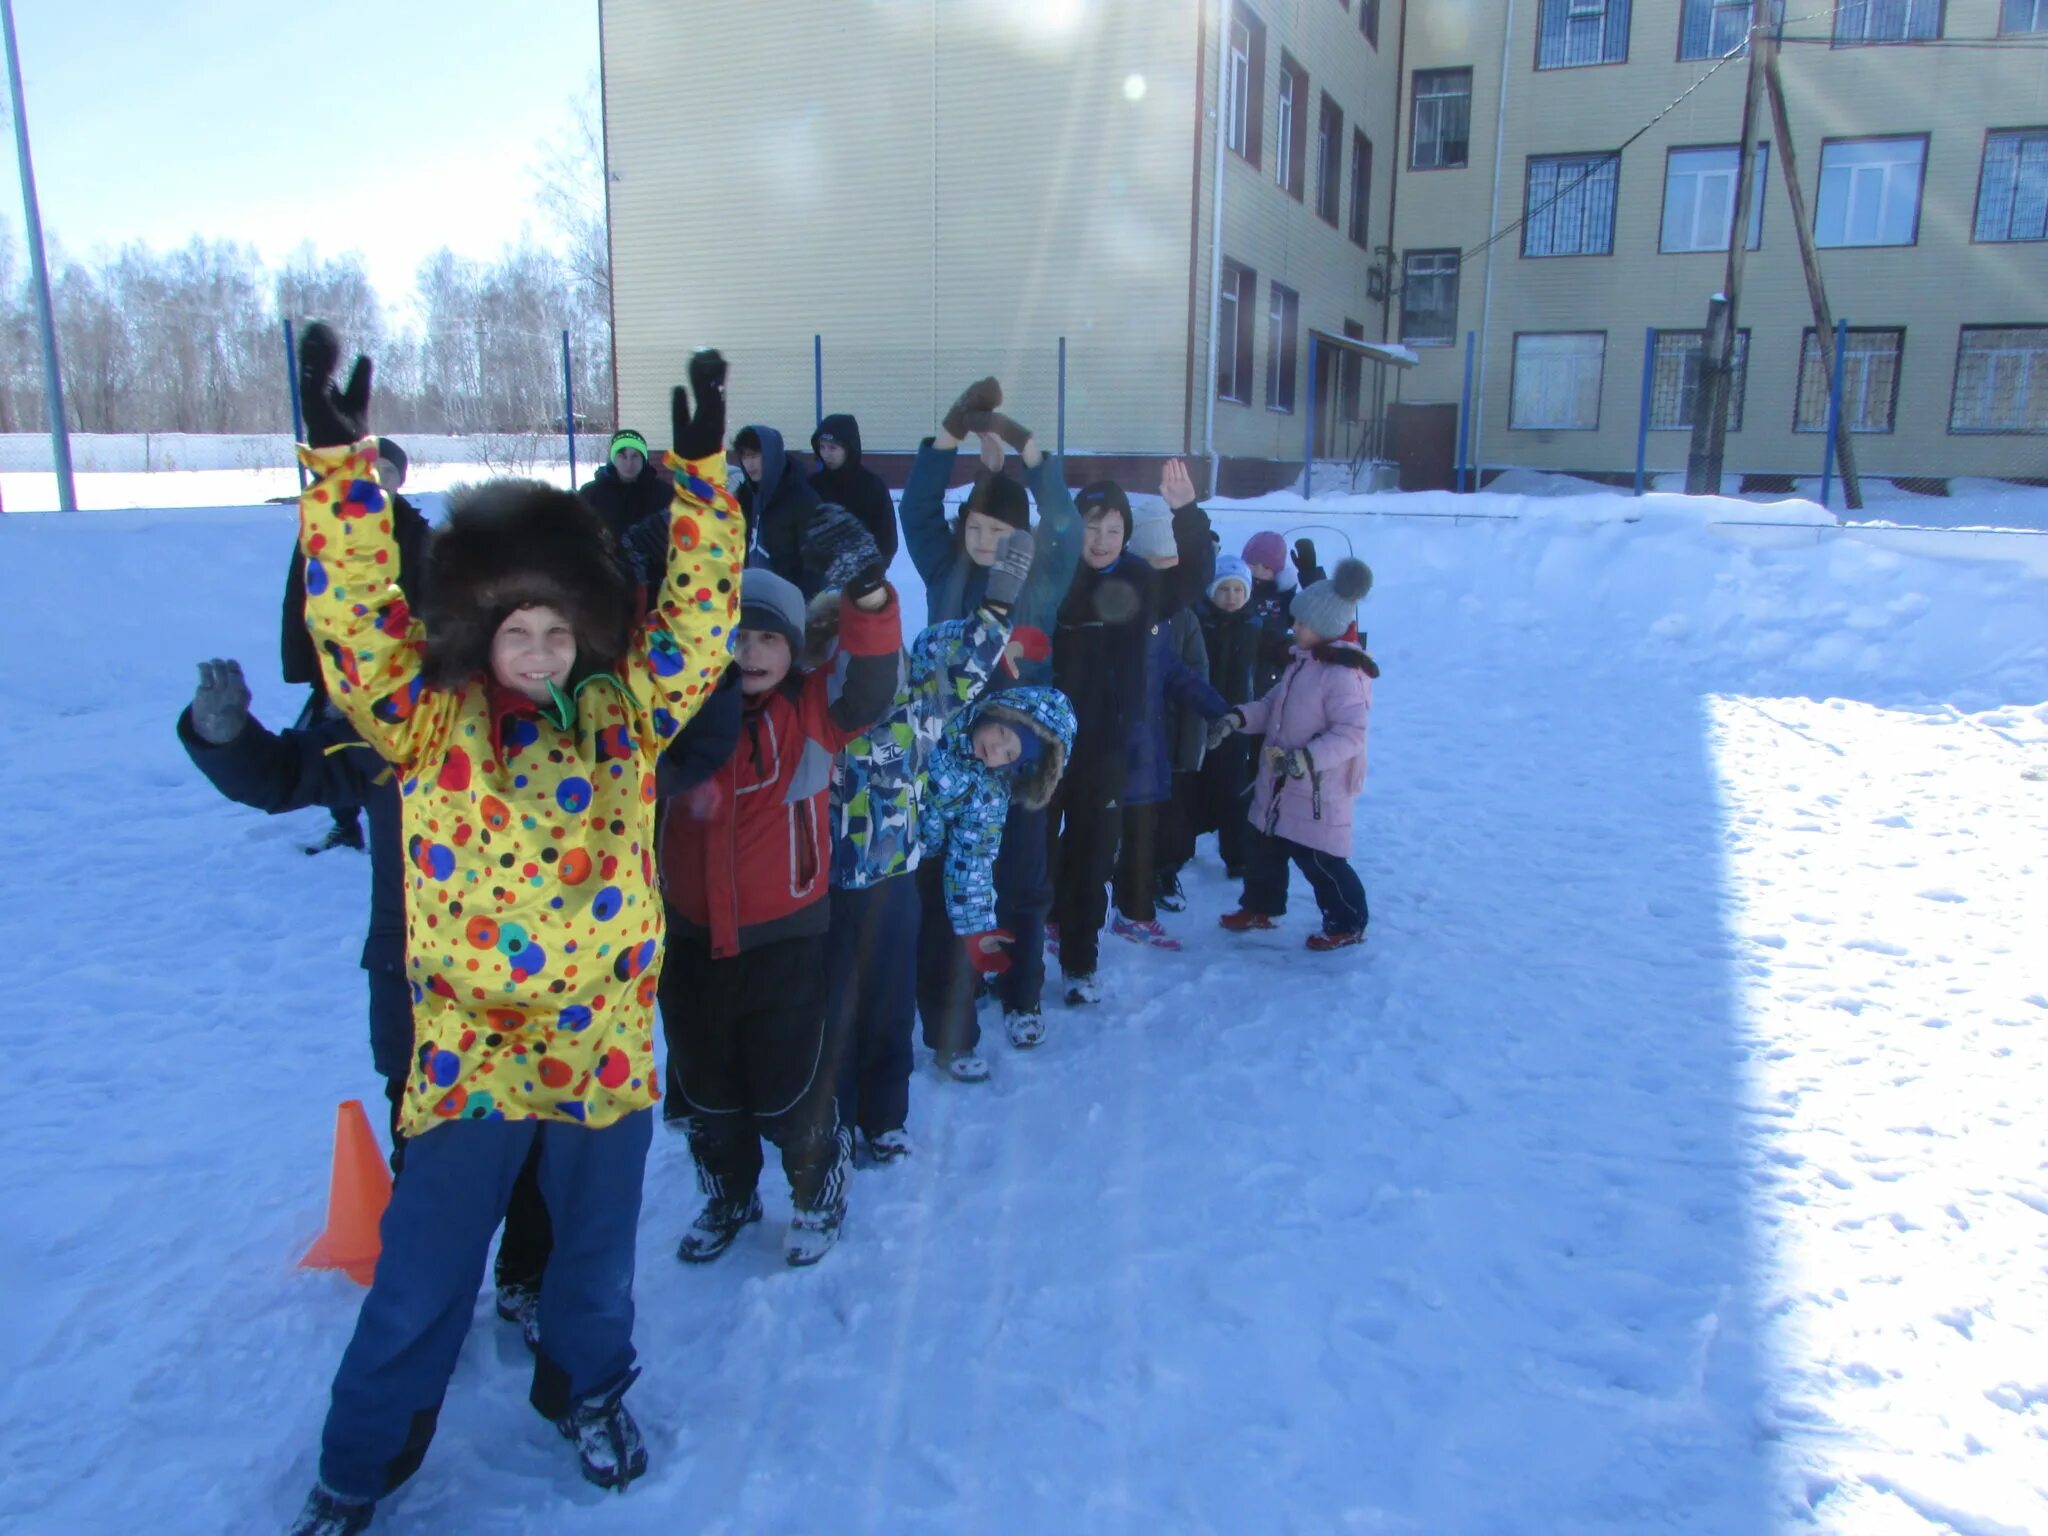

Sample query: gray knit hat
[738,565,806,651]
[1289,557,1373,638]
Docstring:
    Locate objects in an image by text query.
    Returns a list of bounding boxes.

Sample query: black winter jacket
[808,413,897,567]
[579,460,671,544]
[739,424,825,597]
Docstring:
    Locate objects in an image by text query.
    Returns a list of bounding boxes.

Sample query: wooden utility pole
[1761,41,1863,510]
[1685,0,1770,496]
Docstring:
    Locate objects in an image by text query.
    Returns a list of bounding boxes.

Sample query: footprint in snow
[1916,889,1968,903]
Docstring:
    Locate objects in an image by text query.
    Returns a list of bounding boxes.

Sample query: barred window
[1833,0,1943,43]
[1974,129,2048,242]
[1680,0,1754,57]
[1950,327,2048,434]
[1524,154,1619,257]
[1795,328,1904,433]
[1649,330,1750,431]
[1511,333,1606,429]
[1400,250,1460,346]
[1537,0,1632,68]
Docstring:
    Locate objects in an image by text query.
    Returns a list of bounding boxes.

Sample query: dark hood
[742,423,792,498]
[812,413,864,471]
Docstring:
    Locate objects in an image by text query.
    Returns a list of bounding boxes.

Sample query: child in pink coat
[1213,558,1377,950]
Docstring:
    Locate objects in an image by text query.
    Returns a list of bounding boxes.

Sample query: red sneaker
[1306,929,1364,952]
[1218,909,1278,933]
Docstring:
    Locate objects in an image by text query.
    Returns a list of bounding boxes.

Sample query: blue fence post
[1300,333,1318,499]
[1820,316,1848,510]
[282,317,307,489]
[1634,326,1656,497]
[1456,330,1476,494]
[813,333,823,427]
[1057,335,1067,459]
[561,328,576,487]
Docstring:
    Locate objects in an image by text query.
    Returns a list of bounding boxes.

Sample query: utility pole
[1762,41,1863,510]
[2,0,76,512]
[1684,0,1770,496]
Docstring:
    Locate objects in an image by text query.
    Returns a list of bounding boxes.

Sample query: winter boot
[556,1367,648,1491]
[1155,873,1187,913]
[1218,908,1278,933]
[1005,1009,1046,1049]
[306,818,366,856]
[786,1198,846,1267]
[934,1049,991,1083]
[676,1192,763,1264]
[1063,970,1101,1006]
[495,1280,541,1353]
[864,1128,913,1164]
[1112,915,1183,951]
[1306,929,1365,952]
[287,1483,374,1536]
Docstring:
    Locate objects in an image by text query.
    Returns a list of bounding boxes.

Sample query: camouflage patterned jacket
[827,606,1012,894]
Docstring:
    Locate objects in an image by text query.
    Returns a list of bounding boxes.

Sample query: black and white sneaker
[305,820,365,856]
[676,1193,763,1264]
[934,1049,991,1083]
[1063,971,1101,1006]
[287,1483,374,1535]
[495,1280,541,1352]
[786,1200,846,1267]
[557,1367,648,1490]
[1005,1009,1046,1048]
[864,1128,913,1164]
[1155,874,1187,912]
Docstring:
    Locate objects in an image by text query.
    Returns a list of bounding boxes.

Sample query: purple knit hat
[1242,531,1286,572]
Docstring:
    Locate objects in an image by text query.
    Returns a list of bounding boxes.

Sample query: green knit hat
[608,429,649,461]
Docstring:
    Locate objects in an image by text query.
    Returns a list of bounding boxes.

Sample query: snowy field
[2,486,2045,1534]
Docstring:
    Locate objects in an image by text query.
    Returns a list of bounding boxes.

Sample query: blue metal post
[1820,316,1848,509]
[1634,327,1656,496]
[1057,335,1067,459]
[282,317,308,489]
[1456,330,1476,494]
[1300,333,1318,499]
[813,333,823,427]
[562,328,577,486]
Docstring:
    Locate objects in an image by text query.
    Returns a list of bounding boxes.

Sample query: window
[1226,5,1266,168]
[1410,69,1471,170]
[1511,333,1606,429]
[1276,55,1308,199]
[1661,145,1769,251]
[1795,327,1904,433]
[1648,329,1751,430]
[1523,153,1619,256]
[1316,95,1344,225]
[1349,128,1374,247]
[1816,137,1926,247]
[1361,0,1381,45]
[1950,327,2048,433]
[1265,284,1301,413]
[1974,129,2048,242]
[1536,0,1632,68]
[2003,0,2048,33]
[1680,0,1753,57]
[1400,250,1460,346]
[1833,0,1943,42]
[1217,259,1257,403]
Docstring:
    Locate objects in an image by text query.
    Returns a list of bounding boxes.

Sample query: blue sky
[2,0,598,310]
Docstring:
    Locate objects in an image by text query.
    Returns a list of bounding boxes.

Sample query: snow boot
[287,1483,374,1536]
[934,1049,991,1083]
[786,1198,846,1267]
[306,819,365,856]
[1218,908,1278,933]
[864,1128,913,1164]
[1112,915,1183,950]
[676,1192,763,1264]
[556,1366,648,1491]
[495,1280,541,1353]
[1306,929,1365,952]
[1005,1009,1046,1049]
[1155,873,1187,913]
[1063,970,1101,1006]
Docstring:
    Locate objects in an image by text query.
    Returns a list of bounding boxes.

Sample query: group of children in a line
[181,332,1373,1534]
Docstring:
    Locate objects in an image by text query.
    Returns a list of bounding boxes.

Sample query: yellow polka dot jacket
[295,438,743,1138]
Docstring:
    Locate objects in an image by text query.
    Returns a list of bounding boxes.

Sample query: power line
[1777,33,2048,47]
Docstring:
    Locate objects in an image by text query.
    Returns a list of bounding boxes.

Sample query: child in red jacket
[659,563,901,1267]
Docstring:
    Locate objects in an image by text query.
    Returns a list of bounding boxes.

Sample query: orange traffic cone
[300,1099,392,1286]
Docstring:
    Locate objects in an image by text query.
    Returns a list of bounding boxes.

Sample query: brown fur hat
[422,479,636,689]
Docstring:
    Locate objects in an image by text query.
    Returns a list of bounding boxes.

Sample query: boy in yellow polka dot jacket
[284,328,740,1535]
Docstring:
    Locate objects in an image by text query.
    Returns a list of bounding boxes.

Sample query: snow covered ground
[2,489,2045,1534]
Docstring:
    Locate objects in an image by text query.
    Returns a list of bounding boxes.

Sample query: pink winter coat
[1238,641,1373,856]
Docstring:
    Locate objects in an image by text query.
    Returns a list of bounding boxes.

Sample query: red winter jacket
[661,588,902,957]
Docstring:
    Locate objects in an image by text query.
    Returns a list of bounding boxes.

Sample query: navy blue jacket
[739,424,825,597]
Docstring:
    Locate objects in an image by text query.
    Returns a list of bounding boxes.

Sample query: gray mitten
[1206,709,1244,749]
[802,504,884,591]
[191,659,252,744]
[984,529,1036,611]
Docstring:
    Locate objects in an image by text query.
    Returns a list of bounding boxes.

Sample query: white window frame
[1523,153,1619,257]
[1661,145,1769,252]
[1816,136,1927,248]
[1680,0,1754,57]
[1510,332,1607,430]
[1648,329,1750,431]
[1227,17,1252,157]
[1266,283,1300,413]
[1795,327,1904,434]
[1217,260,1256,404]
[1276,64,1297,192]
[2002,0,2048,34]
[1410,69,1471,170]
[1537,0,1632,69]
[1833,0,1943,43]
[1399,250,1460,347]
[1973,129,2048,243]
[1316,94,1342,224]
[1949,326,2048,434]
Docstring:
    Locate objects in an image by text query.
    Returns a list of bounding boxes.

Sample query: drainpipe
[1472,0,1518,486]
[1203,2,1232,498]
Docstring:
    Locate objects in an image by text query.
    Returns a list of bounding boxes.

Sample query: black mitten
[298,322,372,449]
[1293,538,1319,576]
[671,349,727,460]
[801,504,883,591]
[943,377,1002,440]
[961,409,1033,452]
